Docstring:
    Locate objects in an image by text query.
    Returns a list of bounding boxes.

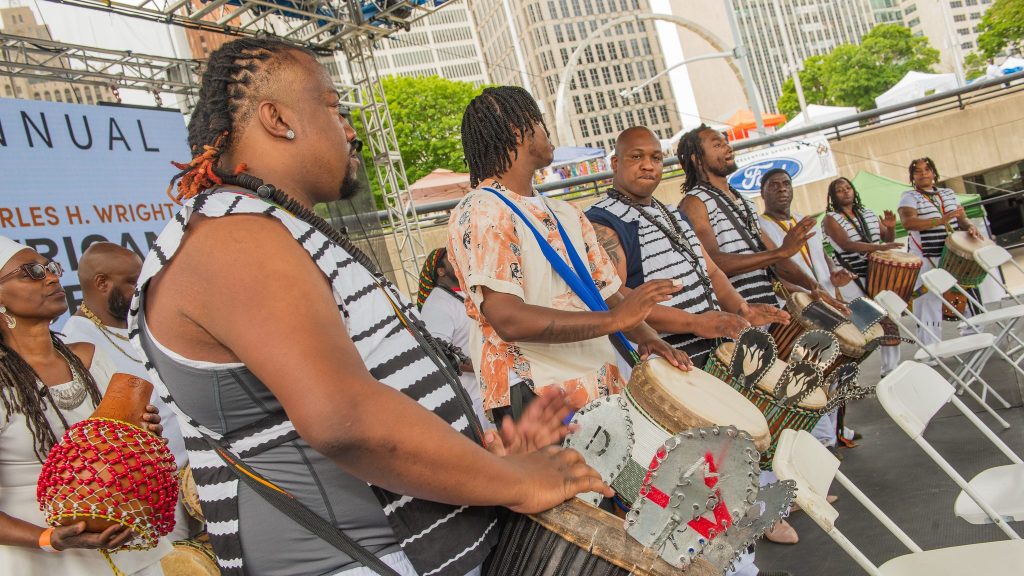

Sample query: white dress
[0,346,170,575]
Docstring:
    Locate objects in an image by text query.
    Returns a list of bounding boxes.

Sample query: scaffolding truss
[41,0,451,50]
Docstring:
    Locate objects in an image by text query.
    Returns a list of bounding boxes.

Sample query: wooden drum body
[940,231,994,288]
[868,250,922,302]
[705,342,827,470]
[485,501,716,576]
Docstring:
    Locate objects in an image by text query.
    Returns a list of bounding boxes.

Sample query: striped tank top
[128,189,496,576]
[898,188,960,261]
[587,194,720,365]
[686,183,778,306]
[826,208,881,280]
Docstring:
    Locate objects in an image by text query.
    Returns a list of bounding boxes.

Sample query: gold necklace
[79,303,144,364]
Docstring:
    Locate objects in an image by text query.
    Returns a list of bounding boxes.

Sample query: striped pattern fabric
[686,184,778,306]
[589,195,721,365]
[826,208,881,280]
[128,189,496,576]
[898,188,960,261]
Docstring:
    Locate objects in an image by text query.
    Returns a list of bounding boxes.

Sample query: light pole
[723,0,766,135]
[619,51,733,102]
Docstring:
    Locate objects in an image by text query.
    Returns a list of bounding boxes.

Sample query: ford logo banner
[728,158,803,194]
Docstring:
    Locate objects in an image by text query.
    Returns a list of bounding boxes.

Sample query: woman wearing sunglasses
[0,235,170,575]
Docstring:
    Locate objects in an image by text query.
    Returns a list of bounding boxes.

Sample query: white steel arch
[553,12,756,146]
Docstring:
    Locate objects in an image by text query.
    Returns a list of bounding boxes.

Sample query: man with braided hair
[448,86,690,426]
[133,38,611,576]
[677,125,848,313]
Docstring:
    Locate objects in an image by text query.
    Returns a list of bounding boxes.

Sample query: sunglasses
[0,261,64,284]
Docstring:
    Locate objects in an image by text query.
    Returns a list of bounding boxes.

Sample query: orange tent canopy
[723,109,787,141]
[409,168,471,208]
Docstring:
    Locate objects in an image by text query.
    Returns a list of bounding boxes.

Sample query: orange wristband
[39,527,58,552]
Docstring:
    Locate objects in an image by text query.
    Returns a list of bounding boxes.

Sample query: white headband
[0,236,32,272]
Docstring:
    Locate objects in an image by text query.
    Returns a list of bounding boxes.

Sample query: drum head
[161,540,220,576]
[870,249,922,266]
[628,358,770,451]
[947,231,994,257]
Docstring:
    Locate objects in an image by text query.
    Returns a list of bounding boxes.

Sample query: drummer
[759,170,855,455]
[447,87,690,426]
[677,125,848,313]
[898,157,983,345]
[586,126,789,368]
[822,176,903,377]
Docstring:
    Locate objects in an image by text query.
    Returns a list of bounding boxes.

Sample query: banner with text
[729,135,838,197]
[0,97,189,322]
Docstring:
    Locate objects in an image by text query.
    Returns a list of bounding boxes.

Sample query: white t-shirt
[61,315,186,468]
[759,214,836,295]
[419,287,492,429]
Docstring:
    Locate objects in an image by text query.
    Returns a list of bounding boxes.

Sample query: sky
[3,0,705,128]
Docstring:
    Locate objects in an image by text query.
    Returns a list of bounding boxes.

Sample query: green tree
[963,51,989,81]
[776,24,939,115]
[976,0,1024,58]
[352,75,486,206]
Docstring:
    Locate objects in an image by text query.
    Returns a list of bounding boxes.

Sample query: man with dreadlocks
[677,125,847,314]
[586,126,789,368]
[133,38,610,576]
[822,176,903,377]
[0,236,169,574]
[416,247,490,429]
[448,86,690,425]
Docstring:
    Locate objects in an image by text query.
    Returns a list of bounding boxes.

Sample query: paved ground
[755,307,1024,575]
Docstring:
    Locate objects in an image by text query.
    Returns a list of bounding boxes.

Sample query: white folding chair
[920,269,1024,407]
[974,244,1024,307]
[874,290,1011,429]
[878,362,1024,538]
[773,429,1024,575]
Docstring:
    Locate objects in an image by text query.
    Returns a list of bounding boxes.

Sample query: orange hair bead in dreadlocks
[166,131,229,204]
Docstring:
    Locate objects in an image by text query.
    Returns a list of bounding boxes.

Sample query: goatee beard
[338,169,362,200]
[107,290,131,323]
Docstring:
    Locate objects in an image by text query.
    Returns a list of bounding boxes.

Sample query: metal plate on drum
[727,329,777,390]
[697,480,797,573]
[800,300,847,332]
[625,426,760,569]
[564,395,634,506]
[789,330,839,368]
[848,297,888,334]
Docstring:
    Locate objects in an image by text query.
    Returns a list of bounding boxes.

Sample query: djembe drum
[37,373,178,551]
[705,341,828,469]
[771,292,884,376]
[940,231,995,288]
[161,538,220,576]
[868,249,922,301]
[487,359,775,575]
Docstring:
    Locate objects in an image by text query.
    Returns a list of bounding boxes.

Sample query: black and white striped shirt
[129,189,496,576]
[686,183,778,306]
[587,195,720,364]
[826,208,882,280]
[898,188,960,260]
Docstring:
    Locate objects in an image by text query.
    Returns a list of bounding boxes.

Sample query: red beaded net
[37,417,178,550]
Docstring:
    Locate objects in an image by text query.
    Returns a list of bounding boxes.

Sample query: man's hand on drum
[881,210,897,230]
[610,279,681,332]
[737,302,790,327]
[779,217,817,258]
[141,404,162,437]
[966,224,983,240]
[505,446,613,514]
[635,336,693,371]
[692,310,749,340]
[877,242,903,251]
[829,268,856,288]
[51,521,134,551]
[484,388,575,457]
[812,288,851,316]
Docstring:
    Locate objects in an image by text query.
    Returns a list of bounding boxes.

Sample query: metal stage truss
[0,0,448,289]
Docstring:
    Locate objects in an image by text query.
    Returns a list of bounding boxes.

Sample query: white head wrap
[0,235,32,273]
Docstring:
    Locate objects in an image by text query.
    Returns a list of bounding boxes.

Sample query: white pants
[811,409,839,448]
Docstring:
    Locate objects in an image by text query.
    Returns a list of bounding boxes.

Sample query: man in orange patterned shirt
[448,86,690,424]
